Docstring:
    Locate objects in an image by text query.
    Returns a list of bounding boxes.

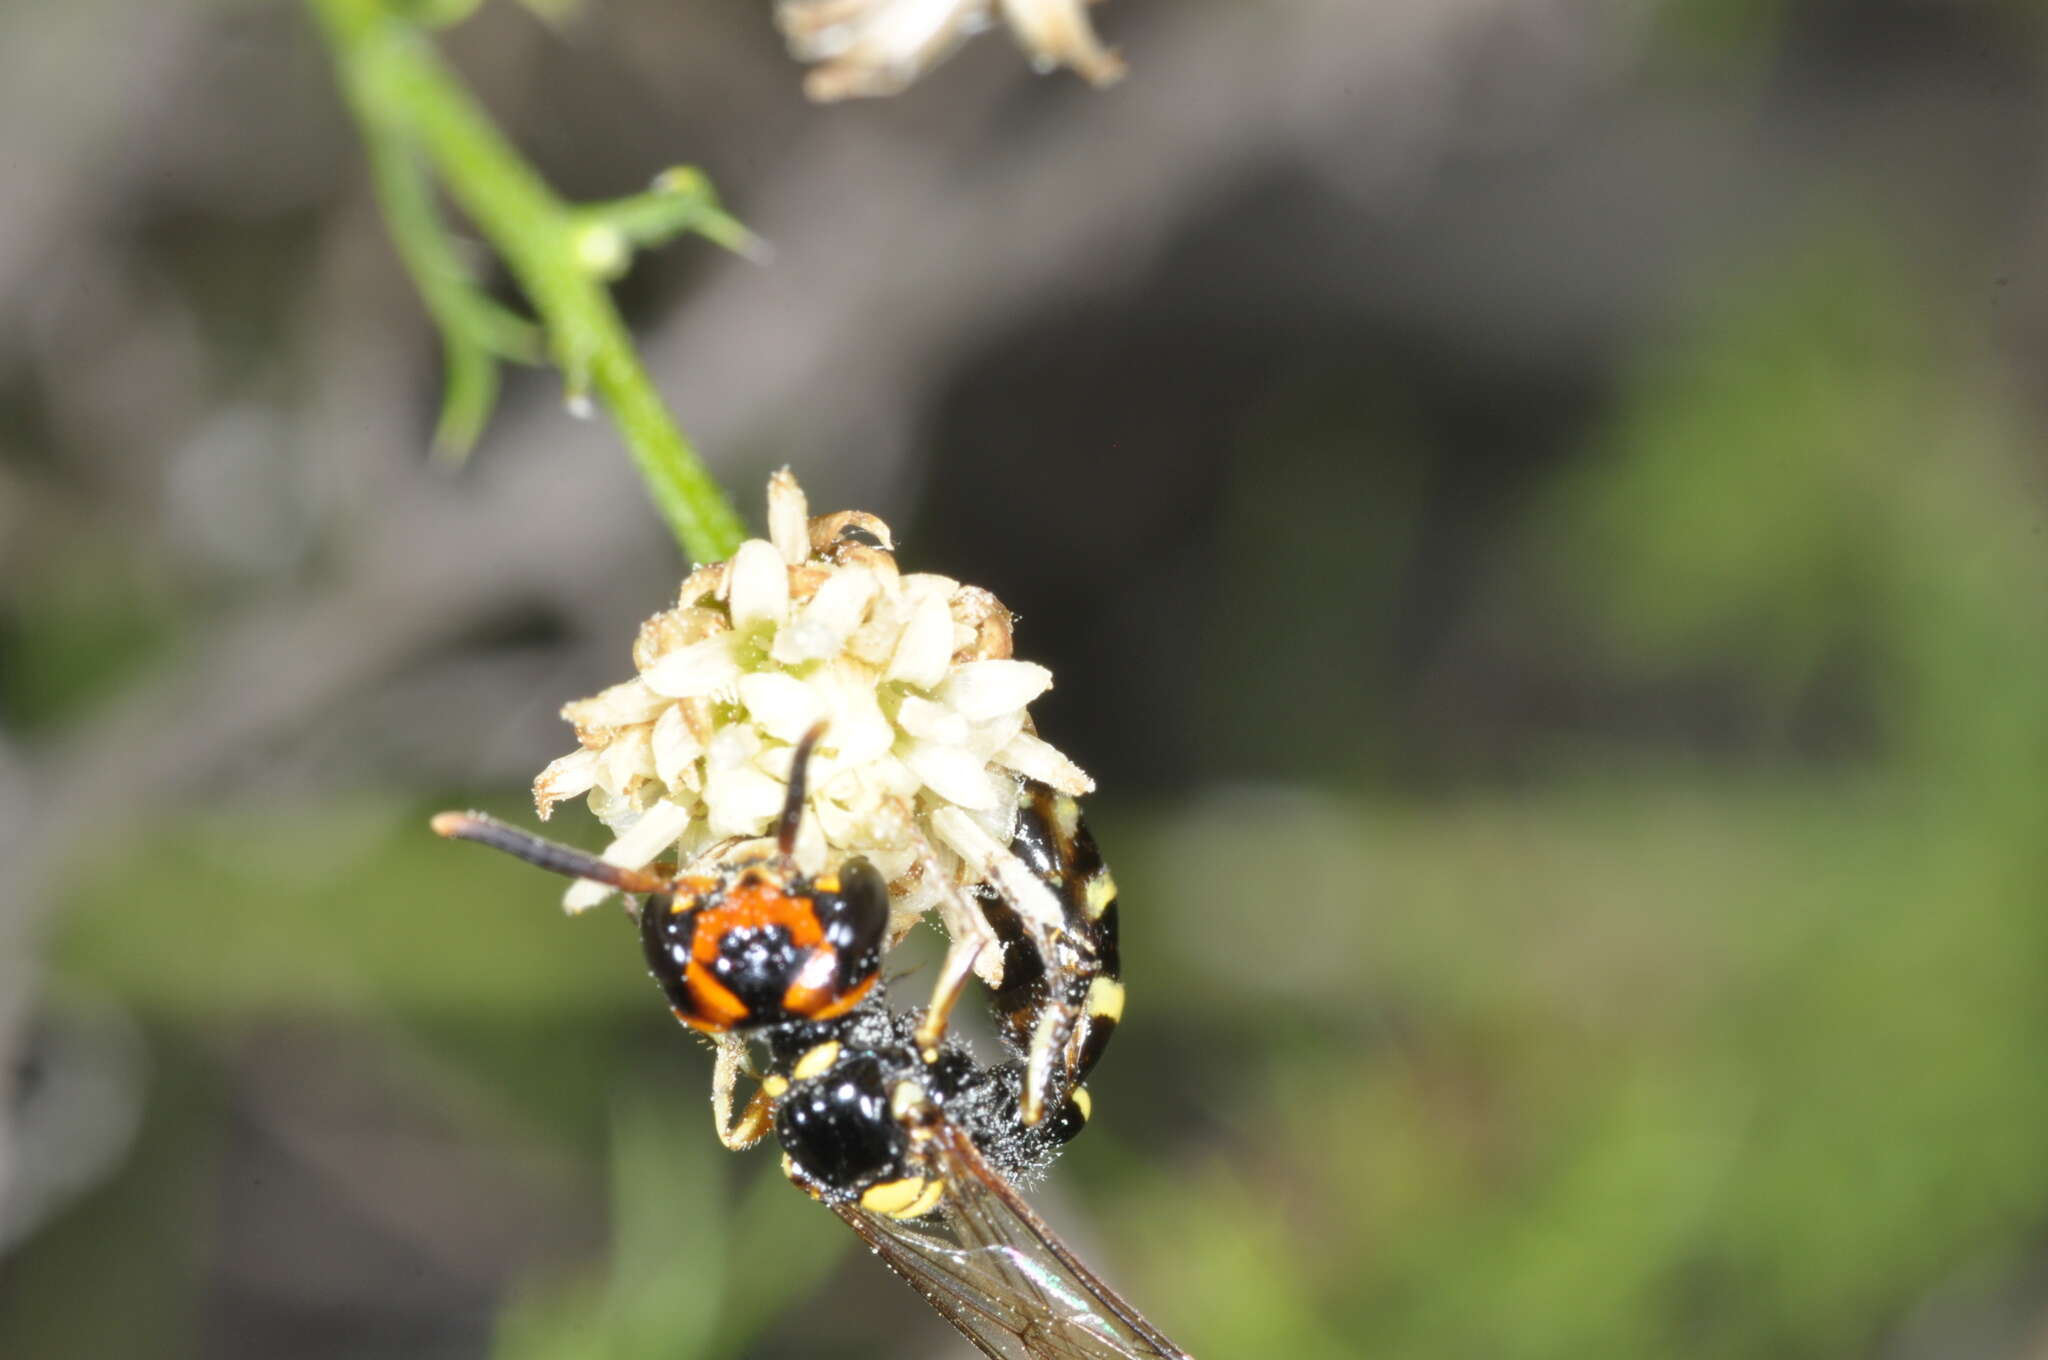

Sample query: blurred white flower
[776,0,1124,102]
[533,469,1092,936]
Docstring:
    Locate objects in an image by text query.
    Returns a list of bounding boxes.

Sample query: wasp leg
[906,821,1012,1066]
[914,937,986,1063]
[711,1035,774,1149]
[724,1089,775,1149]
[1021,1006,1065,1127]
[1019,974,1125,1126]
[913,825,1009,980]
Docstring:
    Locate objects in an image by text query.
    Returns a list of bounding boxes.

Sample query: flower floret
[776,0,1123,102]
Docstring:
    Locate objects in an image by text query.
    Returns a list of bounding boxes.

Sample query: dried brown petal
[633,605,728,672]
[674,560,729,610]
[949,585,1014,663]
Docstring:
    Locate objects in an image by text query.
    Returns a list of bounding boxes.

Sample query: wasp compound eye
[815,856,889,978]
[775,1053,909,1196]
[638,893,703,1018]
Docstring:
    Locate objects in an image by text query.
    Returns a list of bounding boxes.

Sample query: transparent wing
[830,1120,1191,1360]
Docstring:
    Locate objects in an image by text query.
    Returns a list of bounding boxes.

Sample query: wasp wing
[830,1119,1190,1360]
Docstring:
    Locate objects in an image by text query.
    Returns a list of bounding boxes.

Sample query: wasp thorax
[775,1053,910,1197]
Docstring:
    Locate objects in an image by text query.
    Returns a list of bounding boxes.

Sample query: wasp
[435,727,1187,1358]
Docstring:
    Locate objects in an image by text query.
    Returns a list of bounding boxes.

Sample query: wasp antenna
[432,810,670,894]
[776,721,829,856]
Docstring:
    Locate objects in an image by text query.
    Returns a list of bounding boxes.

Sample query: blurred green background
[5,1,2048,1356]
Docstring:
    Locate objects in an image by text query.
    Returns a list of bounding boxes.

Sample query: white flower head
[776,0,1125,102]
[533,470,1092,942]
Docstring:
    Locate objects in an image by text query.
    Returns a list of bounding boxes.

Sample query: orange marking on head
[682,962,751,1029]
[689,875,823,964]
[784,968,876,1021]
[669,876,720,912]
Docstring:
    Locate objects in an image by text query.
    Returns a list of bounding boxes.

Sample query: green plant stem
[361,122,540,453]
[309,0,747,563]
